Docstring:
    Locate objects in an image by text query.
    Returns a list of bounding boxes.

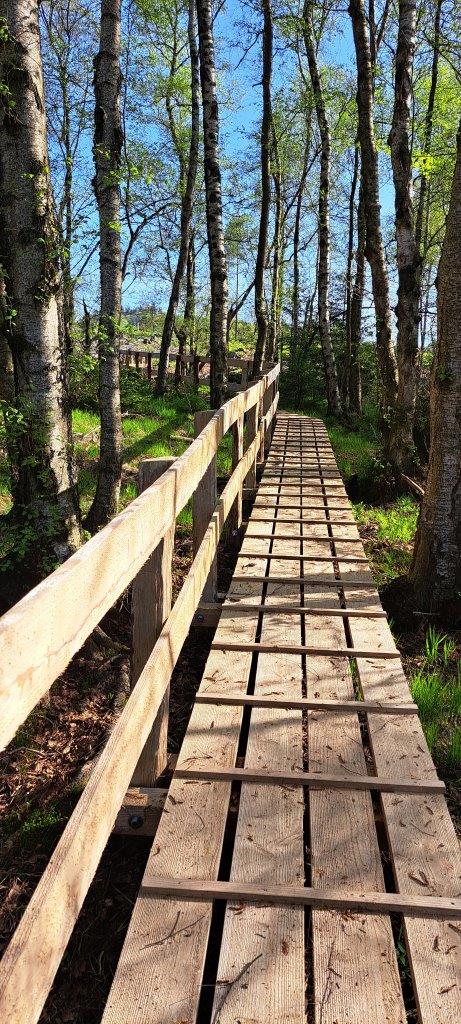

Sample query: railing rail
[120,347,258,390]
[0,362,280,1024]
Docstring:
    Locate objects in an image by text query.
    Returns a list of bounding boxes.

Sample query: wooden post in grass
[131,457,175,786]
[147,352,152,381]
[229,414,244,535]
[193,410,217,600]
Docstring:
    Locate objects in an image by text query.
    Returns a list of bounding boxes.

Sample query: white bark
[0,0,80,557]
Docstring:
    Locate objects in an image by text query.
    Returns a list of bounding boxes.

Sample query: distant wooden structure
[120,345,255,393]
[0,389,460,1024]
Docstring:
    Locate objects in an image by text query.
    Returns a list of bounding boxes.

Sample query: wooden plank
[210,642,399,659]
[238,552,369,562]
[102,585,265,1022]
[249,516,358,524]
[231,574,375,586]
[209,475,305,1024]
[293,436,406,1024]
[202,601,387,617]
[131,458,175,786]
[304,424,461,1023]
[253,501,350,508]
[0,425,264,1024]
[140,878,461,917]
[245,532,364,542]
[175,766,445,795]
[0,365,280,751]
[344,570,461,1021]
[195,693,417,714]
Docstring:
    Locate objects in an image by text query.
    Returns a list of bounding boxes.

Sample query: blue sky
[70,0,397,324]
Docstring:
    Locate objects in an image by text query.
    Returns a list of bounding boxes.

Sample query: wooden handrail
[0,363,279,752]
[120,347,253,370]
[0,378,279,1024]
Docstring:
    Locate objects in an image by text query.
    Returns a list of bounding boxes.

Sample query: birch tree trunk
[156,0,199,395]
[174,235,196,384]
[348,0,399,423]
[409,120,461,611]
[252,0,272,377]
[303,0,341,415]
[0,0,81,559]
[196,0,228,406]
[86,0,123,532]
[266,128,283,362]
[387,0,419,471]
[292,113,311,354]
[348,179,365,416]
[343,142,360,409]
[415,0,442,257]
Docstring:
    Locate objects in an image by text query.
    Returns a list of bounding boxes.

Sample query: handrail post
[257,390,265,467]
[193,410,218,600]
[244,401,258,490]
[229,413,244,535]
[131,456,175,786]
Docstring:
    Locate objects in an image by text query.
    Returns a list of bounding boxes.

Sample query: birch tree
[252,0,273,377]
[86,0,123,531]
[348,0,399,425]
[388,0,419,470]
[196,0,228,406]
[410,120,461,610]
[0,0,81,559]
[302,0,341,415]
[156,0,200,394]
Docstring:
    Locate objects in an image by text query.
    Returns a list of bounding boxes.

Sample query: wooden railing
[0,362,280,1024]
[121,347,256,392]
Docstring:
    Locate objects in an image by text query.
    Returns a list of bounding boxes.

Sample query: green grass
[353,496,418,543]
[423,624,455,667]
[72,387,217,516]
[327,422,378,482]
[410,658,461,773]
[351,497,419,586]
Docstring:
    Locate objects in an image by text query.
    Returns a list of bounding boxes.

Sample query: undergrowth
[410,637,461,773]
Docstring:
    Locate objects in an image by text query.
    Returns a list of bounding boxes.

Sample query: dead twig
[212,952,263,1024]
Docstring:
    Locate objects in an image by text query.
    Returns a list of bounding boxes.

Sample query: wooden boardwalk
[102,414,460,1024]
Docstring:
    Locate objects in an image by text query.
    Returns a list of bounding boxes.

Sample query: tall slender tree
[40,0,96,349]
[348,0,399,425]
[348,177,365,415]
[343,141,360,412]
[409,120,461,610]
[252,0,273,377]
[156,0,200,394]
[302,0,341,415]
[0,0,81,559]
[196,0,228,406]
[266,126,283,362]
[86,0,123,531]
[388,0,419,471]
[292,117,312,353]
